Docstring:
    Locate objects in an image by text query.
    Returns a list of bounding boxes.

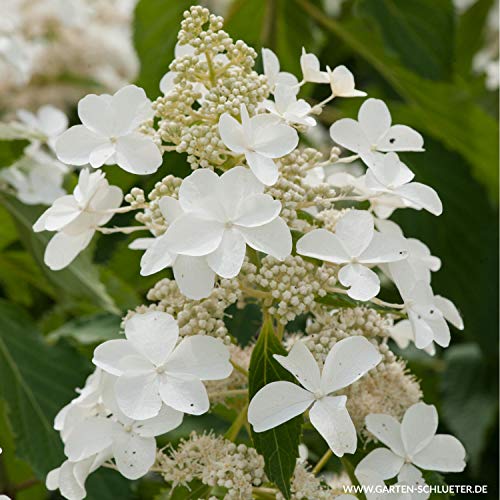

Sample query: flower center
[313,389,325,400]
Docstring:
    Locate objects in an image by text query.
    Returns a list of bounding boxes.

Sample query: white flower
[218,104,298,185]
[389,320,436,356]
[46,450,111,500]
[33,168,123,270]
[141,167,292,298]
[93,311,233,419]
[262,48,299,90]
[297,210,408,300]
[55,85,162,175]
[17,105,68,150]
[300,48,329,83]
[263,84,316,127]
[330,99,424,170]
[355,403,466,498]
[365,153,442,216]
[326,65,366,98]
[0,35,32,84]
[248,337,381,456]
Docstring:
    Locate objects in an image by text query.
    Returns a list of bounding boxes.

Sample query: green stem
[312,448,332,475]
[224,402,248,441]
[205,52,217,86]
[253,486,278,499]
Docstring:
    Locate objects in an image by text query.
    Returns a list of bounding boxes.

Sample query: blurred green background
[0,0,498,498]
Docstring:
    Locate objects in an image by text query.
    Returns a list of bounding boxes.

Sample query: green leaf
[248,319,301,499]
[440,344,498,472]
[47,313,122,345]
[166,480,211,499]
[357,0,455,81]
[0,300,91,477]
[0,194,119,314]
[133,0,193,98]
[295,0,499,200]
[422,470,450,499]
[0,139,29,168]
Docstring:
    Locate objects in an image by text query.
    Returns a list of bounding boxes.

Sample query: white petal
[163,213,224,256]
[355,447,404,480]
[377,125,424,152]
[206,228,246,278]
[368,152,415,187]
[328,65,366,97]
[339,263,380,301]
[133,405,184,438]
[262,47,280,86]
[112,431,156,480]
[321,336,382,394]
[46,468,60,491]
[178,168,221,215]
[173,255,215,299]
[140,234,175,276]
[401,403,438,458]
[434,295,463,330]
[115,133,162,175]
[218,113,246,153]
[365,414,405,456]
[329,118,370,155]
[273,341,321,392]
[57,461,88,500]
[160,71,176,94]
[239,217,291,259]
[44,230,94,271]
[167,335,232,381]
[358,98,392,144]
[300,50,329,83]
[408,311,435,349]
[296,228,350,263]
[388,320,415,350]
[248,381,314,432]
[426,315,451,348]
[64,418,114,461]
[89,142,115,168]
[92,339,142,376]
[37,105,68,137]
[396,183,443,215]
[251,120,298,158]
[359,232,408,264]
[309,396,357,456]
[158,374,209,415]
[233,194,281,228]
[335,210,374,257]
[245,151,279,186]
[412,434,466,472]
[33,195,80,232]
[124,311,179,366]
[111,85,154,135]
[158,196,183,224]
[78,93,114,135]
[55,125,108,166]
[115,372,162,420]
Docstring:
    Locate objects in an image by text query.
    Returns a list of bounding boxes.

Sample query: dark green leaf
[0,139,28,168]
[0,300,91,477]
[248,319,301,499]
[225,302,262,347]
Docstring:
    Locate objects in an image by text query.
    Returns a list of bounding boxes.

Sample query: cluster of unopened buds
[3,5,468,499]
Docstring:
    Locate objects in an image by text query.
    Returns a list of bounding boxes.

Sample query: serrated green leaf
[0,194,119,314]
[248,319,301,499]
[0,300,91,477]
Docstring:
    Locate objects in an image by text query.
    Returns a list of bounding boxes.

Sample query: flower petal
[140,233,175,276]
[335,210,374,257]
[92,339,142,376]
[248,381,314,432]
[296,228,350,263]
[178,168,222,215]
[173,255,215,299]
[355,447,404,480]
[329,65,366,97]
[158,196,183,224]
[167,335,232,380]
[115,133,162,175]
[338,263,380,301]
[55,125,108,166]
[412,434,466,472]
[115,372,162,420]
[239,217,291,259]
[329,118,370,155]
[64,417,114,461]
[321,336,382,394]
[44,230,94,271]
[377,125,424,152]
[158,374,210,415]
[358,232,408,264]
[426,315,451,348]
[112,430,156,480]
[133,405,184,438]
[408,311,435,349]
[78,93,114,136]
[233,193,281,228]
[396,183,443,216]
[273,341,321,392]
[218,113,246,153]
[33,195,80,232]
[251,120,298,158]
[358,98,392,144]
[309,396,357,456]
[245,151,279,186]
[434,295,463,330]
[111,85,154,135]
[206,228,246,278]
[124,311,179,366]
[365,414,405,457]
[401,402,438,458]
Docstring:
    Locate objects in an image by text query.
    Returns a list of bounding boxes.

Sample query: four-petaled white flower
[17,105,68,150]
[55,85,163,174]
[330,98,424,170]
[262,48,299,91]
[140,167,292,299]
[33,168,123,270]
[263,84,316,127]
[297,210,408,300]
[93,311,233,419]
[218,104,298,185]
[365,152,442,216]
[355,403,466,499]
[248,337,382,456]
[300,48,329,83]
[326,65,366,98]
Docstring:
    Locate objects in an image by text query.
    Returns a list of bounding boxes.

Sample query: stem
[312,448,332,475]
[224,402,248,441]
[340,456,365,500]
[205,52,217,86]
[96,225,148,235]
[253,486,278,499]
[333,154,360,164]
[326,287,406,313]
[276,322,285,341]
[103,205,144,214]
[239,285,272,300]
[208,388,247,399]
[231,360,249,377]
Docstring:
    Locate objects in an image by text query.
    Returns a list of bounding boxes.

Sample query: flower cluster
[29,5,468,499]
